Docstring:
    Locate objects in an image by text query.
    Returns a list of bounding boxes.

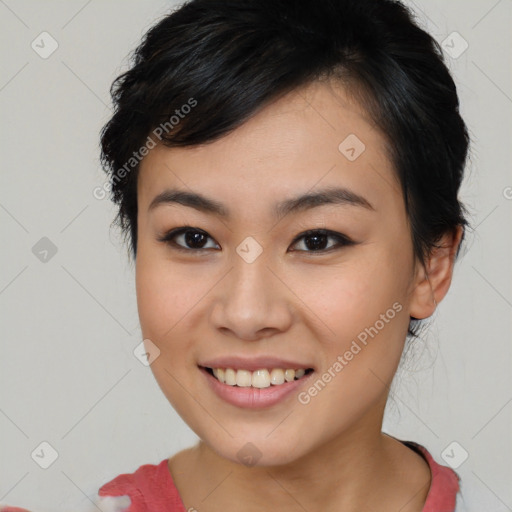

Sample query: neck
[171,399,430,511]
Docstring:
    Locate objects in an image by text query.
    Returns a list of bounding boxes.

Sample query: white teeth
[224,368,237,386]
[252,369,270,388]
[236,369,252,387]
[284,369,295,382]
[213,368,225,383]
[208,367,310,387]
[295,369,306,379]
[270,368,285,385]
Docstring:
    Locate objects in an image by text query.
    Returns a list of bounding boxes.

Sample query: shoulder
[401,440,460,512]
[95,457,186,512]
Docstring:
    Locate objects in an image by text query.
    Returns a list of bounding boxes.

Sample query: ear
[409,225,464,320]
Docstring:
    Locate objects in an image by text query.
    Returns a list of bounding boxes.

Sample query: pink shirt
[97,439,460,511]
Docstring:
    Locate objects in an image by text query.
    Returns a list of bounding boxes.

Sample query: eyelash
[157,226,356,255]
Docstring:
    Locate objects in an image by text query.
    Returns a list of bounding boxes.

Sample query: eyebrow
[148,186,375,219]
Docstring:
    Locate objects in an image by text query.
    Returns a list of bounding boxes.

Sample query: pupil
[186,230,206,248]
[183,231,329,250]
[305,233,327,251]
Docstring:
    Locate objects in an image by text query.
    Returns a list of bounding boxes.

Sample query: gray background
[0,0,510,510]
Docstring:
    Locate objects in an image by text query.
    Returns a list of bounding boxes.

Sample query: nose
[210,252,293,341]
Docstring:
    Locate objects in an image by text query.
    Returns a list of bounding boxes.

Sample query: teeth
[224,368,236,386]
[209,367,310,387]
[212,368,225,383]
[236,369,252,387]
[270,368,285,385]
[284,369,295,382]
[295,369,306,379]
[252,369,270,388]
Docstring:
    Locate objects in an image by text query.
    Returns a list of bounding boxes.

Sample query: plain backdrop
[0,0,511,510]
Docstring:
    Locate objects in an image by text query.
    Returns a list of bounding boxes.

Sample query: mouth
[199,365,314,388]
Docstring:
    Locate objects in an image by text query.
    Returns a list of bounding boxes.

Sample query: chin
[204,427,310,468]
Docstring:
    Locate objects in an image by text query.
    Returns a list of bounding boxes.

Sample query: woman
[1,0,472,510]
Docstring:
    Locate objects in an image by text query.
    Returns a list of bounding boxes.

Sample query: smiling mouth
[200,366,314,388]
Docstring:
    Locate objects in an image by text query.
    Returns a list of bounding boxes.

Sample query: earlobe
[409,226,463,320]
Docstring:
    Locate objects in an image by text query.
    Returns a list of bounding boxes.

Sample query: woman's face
[135,80,428,466]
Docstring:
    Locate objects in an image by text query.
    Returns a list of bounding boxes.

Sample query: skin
[135,79,463,512]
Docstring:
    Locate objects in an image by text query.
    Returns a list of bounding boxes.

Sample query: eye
[157,226,219,252]
[289,229,355,253]
[157,227,356,254]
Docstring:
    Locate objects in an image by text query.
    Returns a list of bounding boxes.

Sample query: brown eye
[157,227,220,252]
[157,227,355,254]
[289,229,355,253]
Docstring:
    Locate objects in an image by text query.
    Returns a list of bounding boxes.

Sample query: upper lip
[199,356,315,372]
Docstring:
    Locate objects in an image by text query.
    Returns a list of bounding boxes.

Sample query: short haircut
[100,0,471,339]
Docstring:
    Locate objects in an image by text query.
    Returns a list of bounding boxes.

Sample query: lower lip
[199,367,313,409]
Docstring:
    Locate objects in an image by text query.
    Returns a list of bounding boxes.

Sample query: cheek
[135,252,199,342]
[298,254,407,337]
[293,259,410,435]
[135,254,201,421]
[294,245,412,395]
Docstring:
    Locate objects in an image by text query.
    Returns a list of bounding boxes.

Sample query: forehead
[137,81,401,217]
